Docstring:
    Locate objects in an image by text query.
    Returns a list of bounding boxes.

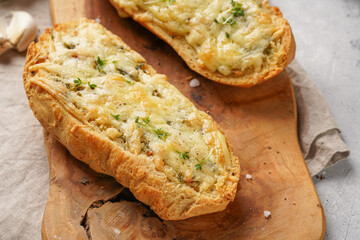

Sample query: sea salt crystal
[246,174,253,180]
[114,228,121,235]
[264,210,271,218]
[95,17,101,23]
[189,78,200,87]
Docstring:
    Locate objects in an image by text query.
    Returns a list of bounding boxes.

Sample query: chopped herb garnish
[135,116,151,128]
[112,60,117,63]
[135,116,170,140]
[225,32,230,39]
[111,114,120,120]
[74,78,83,87]
[96,56,106,72]
[175,150,189,160]
[228,18,236,25]
[231,0,245,17]
[195,163,202,171]
[136,62,145,70]
[64,42,76,49]
[88,81,97,89]
[195,157,205,171]
[161,0,175,4]
[153,128,170,140]
[126,79,134,85]
[178,173,186,183]
[215,0,244,27]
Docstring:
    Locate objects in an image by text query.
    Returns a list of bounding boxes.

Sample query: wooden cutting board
[42,0,326,239]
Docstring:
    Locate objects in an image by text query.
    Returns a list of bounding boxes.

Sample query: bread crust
[110,0,295,87]
[23,19,240,220]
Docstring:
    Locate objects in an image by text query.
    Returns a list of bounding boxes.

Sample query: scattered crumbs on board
[80,177,90,185]
[114,228,121,235]
[95,17,101,23]
[264,211,271,218]
[190,78,200,87]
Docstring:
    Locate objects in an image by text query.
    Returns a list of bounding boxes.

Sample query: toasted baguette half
[23,19,240,220]
[110,0,295,87]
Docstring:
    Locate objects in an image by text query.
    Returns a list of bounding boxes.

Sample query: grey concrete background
[272,0,360,239]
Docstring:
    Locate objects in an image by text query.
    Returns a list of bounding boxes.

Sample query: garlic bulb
[0,11,37,56]
[0,19,11,55]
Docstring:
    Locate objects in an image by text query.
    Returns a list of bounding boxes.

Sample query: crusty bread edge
[110,0,296,87]
[23,19,241,220]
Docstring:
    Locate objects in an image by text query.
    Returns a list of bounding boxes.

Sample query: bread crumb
[264,211,271,218]
[80,177,89,185]
[190,78,200,87]
[95,17,101,23]
[114,228,121,235]
[246,174,253,180]
[292,202,296,205]
[185,76,193,81]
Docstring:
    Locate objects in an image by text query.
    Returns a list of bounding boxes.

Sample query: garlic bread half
[23,19,240,220]
[110,0,295,87]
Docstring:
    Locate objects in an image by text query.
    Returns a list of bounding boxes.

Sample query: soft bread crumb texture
[110,0,295,87]
[23,19,240,220]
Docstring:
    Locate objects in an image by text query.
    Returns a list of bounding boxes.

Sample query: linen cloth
[0,0,349,238]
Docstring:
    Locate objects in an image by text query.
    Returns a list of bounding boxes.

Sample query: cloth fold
[287,60,350,176]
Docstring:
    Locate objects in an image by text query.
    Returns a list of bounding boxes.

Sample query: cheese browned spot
[29,21,236,194]
[112,0,288,76]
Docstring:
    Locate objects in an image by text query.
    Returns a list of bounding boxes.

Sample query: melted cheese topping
[113,0,285,76]
[32,21,236,194]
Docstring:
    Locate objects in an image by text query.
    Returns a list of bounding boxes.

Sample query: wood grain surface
[42,0,326,239]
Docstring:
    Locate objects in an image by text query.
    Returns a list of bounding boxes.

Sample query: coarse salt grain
[246,174,253,180]
[189,78,200,87]
[95,17,101,23]
[264,210,271,218]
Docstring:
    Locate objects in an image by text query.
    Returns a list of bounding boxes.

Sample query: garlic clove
[6,11,37,52]
[0,19,11,55]
[0,19,7,42]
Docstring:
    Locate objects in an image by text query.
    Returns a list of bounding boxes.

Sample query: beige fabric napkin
[287,60,350,176]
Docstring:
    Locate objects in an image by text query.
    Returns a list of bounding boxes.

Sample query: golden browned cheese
[110,0,295,87]
[23,19,240,220]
